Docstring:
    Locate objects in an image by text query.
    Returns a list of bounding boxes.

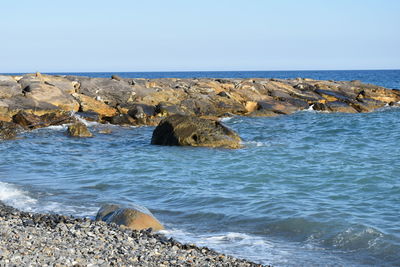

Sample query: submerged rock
[151,114,242,149]
[0,121,22,140]
[96,204,164,231]
[67,122,93,137]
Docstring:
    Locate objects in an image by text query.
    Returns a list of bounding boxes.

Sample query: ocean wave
[0,181,97,217]
[0,181,37,210]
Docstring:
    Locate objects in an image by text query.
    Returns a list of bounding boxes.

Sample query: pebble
[0,201,267,266]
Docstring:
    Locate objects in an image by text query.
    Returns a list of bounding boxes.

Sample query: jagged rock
[95,204,164,231]
[67,122,93,137]
[151,114,242,149]
[0,121,23,140]
[72,93,117,117]
[13,111,75,129]
[12,112,42,129]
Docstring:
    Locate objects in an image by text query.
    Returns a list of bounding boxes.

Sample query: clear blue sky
[1,0,399,72]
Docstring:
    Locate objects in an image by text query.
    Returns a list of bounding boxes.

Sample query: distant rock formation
[1,73,399,140]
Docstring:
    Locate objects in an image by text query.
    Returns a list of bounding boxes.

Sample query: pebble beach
[0,201,264,266]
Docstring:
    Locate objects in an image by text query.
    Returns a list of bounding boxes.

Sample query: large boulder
[95,204,164,231]
[67,122,93,137]
[23,83,79,112]
[0,121,23,140]
[151,114,242,149]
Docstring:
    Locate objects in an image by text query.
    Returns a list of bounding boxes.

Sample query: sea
[1,70,399,266]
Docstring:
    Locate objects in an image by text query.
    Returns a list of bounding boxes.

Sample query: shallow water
[1,70,400,266]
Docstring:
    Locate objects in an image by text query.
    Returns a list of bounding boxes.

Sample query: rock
[151,114,242,149]
[257,99,301,115]
[12,112,42,129]
[72,93,117,117]
[95,204,164,231]
[76,78,136,107]
[179,98,217,116]
[0,76,21,99]
[245,101,258,113]
[358,87,400,103]
[67,123,93,137]
[42,75,76,94]
[0,96,59,117]
[128,104,156,119]
[13,111,74,129]
[155,103,184,116]
[111,75,123,81]
[23,83,79,112]
[106,114,137,126]
[0,121,23,140]
[313,101,358,113]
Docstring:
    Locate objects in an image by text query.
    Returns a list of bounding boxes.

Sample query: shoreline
[0,201,265,266]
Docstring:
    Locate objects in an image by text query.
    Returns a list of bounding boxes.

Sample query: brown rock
[96,204,164,231]
[72,93,117,117]
[245,101,259,113]
[0,121,23,140]
[67,122,93,137]
[23,83,79,111]
[13,111,75,129]
[151,114,242,149]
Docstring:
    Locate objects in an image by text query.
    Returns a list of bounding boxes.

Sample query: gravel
[0,202,266,266]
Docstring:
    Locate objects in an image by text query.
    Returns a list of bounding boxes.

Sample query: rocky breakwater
[1,73,400,140]
[0,202,264,266]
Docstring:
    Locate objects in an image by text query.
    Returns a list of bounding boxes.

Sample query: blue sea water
[1,70,400,266]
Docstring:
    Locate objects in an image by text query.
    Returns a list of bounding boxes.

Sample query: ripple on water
[1,108,400,266]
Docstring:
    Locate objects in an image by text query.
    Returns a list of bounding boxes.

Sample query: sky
[1,0,399,72]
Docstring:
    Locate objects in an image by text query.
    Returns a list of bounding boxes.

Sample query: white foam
[241,141,270,147]
[160,228,277,264]
[220,117,233,122]
[0,181,37,210]
[306,104,315,111]
[0,182,96,217]
[72,113,100,127]
[45,124,68,131]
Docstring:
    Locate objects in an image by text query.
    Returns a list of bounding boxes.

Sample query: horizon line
[1,68,400,74]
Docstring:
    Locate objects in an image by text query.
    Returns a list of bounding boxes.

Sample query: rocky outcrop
[0,121,23,140]
[151,114,242,149]
[95,204,164,231]
[67,122,93,137]
[0,74,399,133]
